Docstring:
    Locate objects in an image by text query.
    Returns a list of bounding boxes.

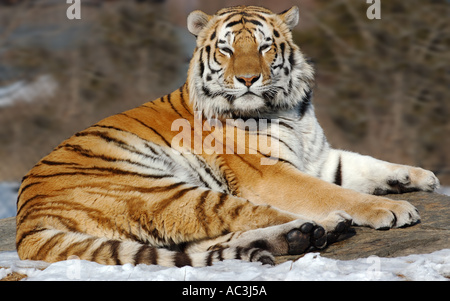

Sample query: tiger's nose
[236,74,261,87]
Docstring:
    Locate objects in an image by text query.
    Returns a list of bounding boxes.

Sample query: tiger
[16,6,440,268]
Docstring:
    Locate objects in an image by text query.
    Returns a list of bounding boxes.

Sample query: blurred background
[0,0,449,218]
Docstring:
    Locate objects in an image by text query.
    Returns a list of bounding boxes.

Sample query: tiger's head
[187,6,314,120]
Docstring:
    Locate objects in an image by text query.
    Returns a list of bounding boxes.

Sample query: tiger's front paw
[407,167,440,192]
[350,197,420,230]
[374,166,440,195]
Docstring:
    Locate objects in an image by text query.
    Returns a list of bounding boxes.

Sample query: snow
[0,249,449,281]
[437,186,450,197]
[0,75,57,107]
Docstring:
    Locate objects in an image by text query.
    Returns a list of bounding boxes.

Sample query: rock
[0,217,15,252]
[1,192,449,263]
[276,191,450,263]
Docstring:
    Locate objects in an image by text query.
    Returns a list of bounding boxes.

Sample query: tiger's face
[187,6,314,120]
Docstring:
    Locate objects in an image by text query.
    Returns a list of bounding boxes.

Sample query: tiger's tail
[16,229,274,267]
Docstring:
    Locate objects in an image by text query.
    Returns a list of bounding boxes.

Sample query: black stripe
[76,130,127,146]
[178,85,193,116]
[151,186,198,218]
[278,120,295,131]
[16,194,49,217]
[134,245,158,265]
[16,228,46,250]
[17,181,41,204]
[174,252,192,267]
[35,232,66,261]
[206,250,215,266]
[334,156,342,186]
[26,169,171,180]
[40,160,80,166]
[166,93,184,119]
[222,10,269,22]
[205,44,221,74]
[288,47,296,66]
[262,133,296,154]
[140,103,159,113]
[257,150,297,168]
[210,31,216,41]
[91,241,110,262]
[249,248,262,262]
[196,190,211,236]
[216,248,225,261]
[226,20,243,28]
[235,247,243,260]
[120,113,171,147]
[202,85,214,97]
[188,154,225,190]
[108,240,122,265]
[90,125,172,160]
[246,19,263,26]
[211,193,228,228]
[70,165,172,179]
[91,124,127,133]
[298,89,312,117]
[62,140,164,171]
[199,60,205,78]
[249,239,270,250]
[58,237,96,261]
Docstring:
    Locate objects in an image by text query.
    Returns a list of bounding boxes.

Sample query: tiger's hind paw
[318,210,353,245]
[286,223,327,255]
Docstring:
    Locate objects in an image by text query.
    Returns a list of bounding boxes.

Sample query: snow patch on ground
[1,249,449,281]
[437,186,450,197]
[0,75,57,108]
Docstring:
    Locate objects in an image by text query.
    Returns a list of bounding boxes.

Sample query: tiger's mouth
[225,92,266,115]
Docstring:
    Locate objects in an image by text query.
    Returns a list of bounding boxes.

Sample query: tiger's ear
[187,10,211,36]
[278,6,299,30]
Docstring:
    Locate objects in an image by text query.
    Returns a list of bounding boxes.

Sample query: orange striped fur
[16,6,437,267]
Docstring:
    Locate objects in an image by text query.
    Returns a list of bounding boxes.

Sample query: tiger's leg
[184,210,352,256]
[136,183,335,255]
[16,182,331,266]
[321,149,440,195]
[227,155,421,230]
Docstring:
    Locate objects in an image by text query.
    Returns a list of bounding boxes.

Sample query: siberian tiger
[16,6,439,267]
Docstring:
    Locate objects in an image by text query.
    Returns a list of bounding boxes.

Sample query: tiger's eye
[219,47,233,56]
[259,44,271,53]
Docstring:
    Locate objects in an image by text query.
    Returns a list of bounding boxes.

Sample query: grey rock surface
[277,191,450,263]
[0,217,15,252]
